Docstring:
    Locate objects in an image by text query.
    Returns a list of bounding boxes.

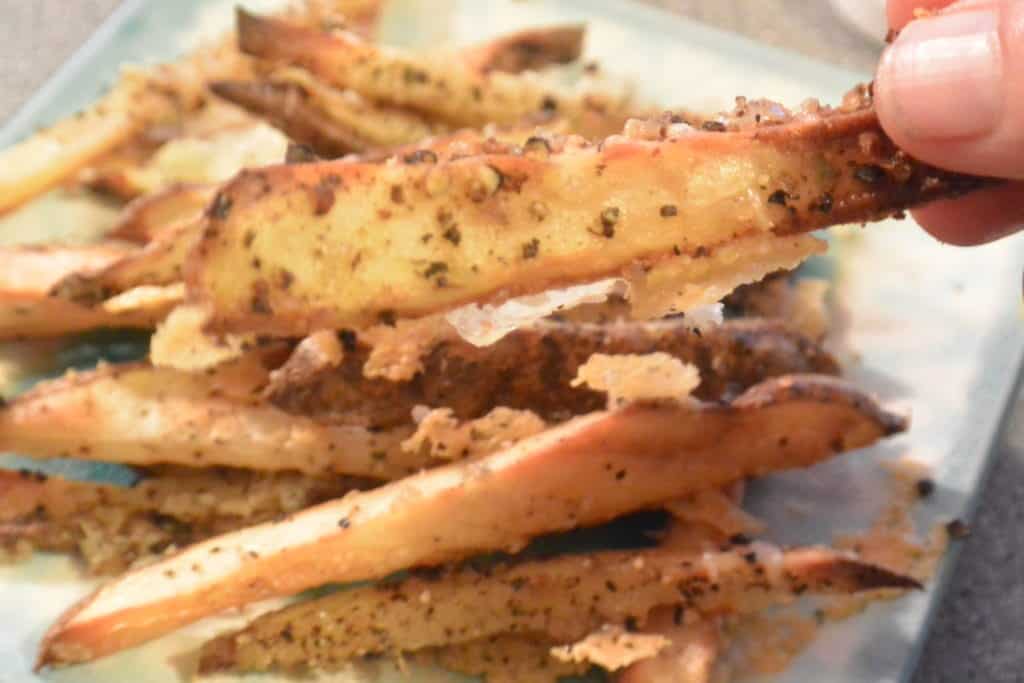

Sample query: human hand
[875,0,1023,245]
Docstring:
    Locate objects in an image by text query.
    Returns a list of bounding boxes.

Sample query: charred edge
[834,558,923,592]
[732,375,907,435]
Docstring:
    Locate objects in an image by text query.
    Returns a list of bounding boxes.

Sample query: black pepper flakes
[405,149,438,165]
[540,95,558,112]
[814,192,834,214]
[673,605,685,625]
[701,120,727,132]
[767,189,789,206]
[521,238,540,260]
[946,518,970,539]
[338,517,351,529]
[600,207,620,238]
[442,225,462,245]
[915,478,935,499]
[377,310,397,326]
[729,533,752,546]
[660,204,678,218]
[337,329,358,351]
[523,136,552,158]
[423,262,448,279]
[278,269,294,290]
[207,192,233,220]
[854,164,887,185]
[390,185,405,204]
[285,143,318,164]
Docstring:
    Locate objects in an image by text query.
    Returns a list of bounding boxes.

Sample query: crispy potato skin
[37,375,904,665]
[0,245,173,339]
[106,183,217,243]
[188,105,990,336]
[235,10,628,135]
[459,25,586,75]
[197,545,916,673]
[267,319,840,426]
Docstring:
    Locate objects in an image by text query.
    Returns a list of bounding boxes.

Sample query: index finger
[887,0,955,29]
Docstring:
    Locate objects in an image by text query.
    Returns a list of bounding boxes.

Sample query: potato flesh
[38,375,905,665]
[0,357,424,478]
[190,134,830,335]
[197,545,917,672]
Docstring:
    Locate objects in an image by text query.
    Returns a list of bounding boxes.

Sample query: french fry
[196,545,916,673]
[0,466,367,574]
[267,318,839,426]
[209,75,443,158]
[37,375,905,665]
[0,350,426,479]
[0,245,174,339]
[187,99,990,336]
[460,25,587,75]
[235,10,631,136]
[106,183,217,243]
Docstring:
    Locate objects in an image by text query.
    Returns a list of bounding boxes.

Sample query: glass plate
[2,1,1022,682]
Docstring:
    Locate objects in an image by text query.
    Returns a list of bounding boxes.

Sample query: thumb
[875,0,1024,180]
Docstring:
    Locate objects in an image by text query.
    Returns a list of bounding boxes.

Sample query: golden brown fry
[0,245,174,339]
[106,183,217,243]
[267,319,839,426]
[460,25,587,75]
[209,73,442,158]
[0,76,153,216]
[37,375,905,665]
[0,467,367,575]
[188,99,988,336]
[0,349,425,479]
[196,545,916,673]
[236,10,630,136]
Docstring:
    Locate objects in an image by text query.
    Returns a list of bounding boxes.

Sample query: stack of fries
[0,2,987,681]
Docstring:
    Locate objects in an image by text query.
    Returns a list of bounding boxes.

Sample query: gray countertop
[1,2,1021,681]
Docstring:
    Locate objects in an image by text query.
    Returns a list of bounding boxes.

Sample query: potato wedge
[51,218,201,305]
[188,100,989,336]
[267,318,839,426]
[106,183,217,243]
[196,544,916,673]
[0,245,175,339]
[0,352,425,479]
[209,75,443,159]
[37,375,904,665]
[0,76,153,216]
[460,25,587,75]
[0,466,366,574]
[235,10,630,136]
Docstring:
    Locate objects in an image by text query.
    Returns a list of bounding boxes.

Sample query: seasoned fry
[460,25,587,75]
[196,545,916,673]
[266,319,839,426]
[0,76,154,216]
[0,467,366,574]
[106,183,217,243]
[37,375,905,665]
[51,219,200,305]
[210,74,443,158]
[412,633,588,683]
[0,351,426,479]
[235,10,631,136]
[188,99,989,336]
[0,245,176,339]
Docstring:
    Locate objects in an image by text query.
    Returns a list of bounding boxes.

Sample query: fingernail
[878,6,1003,140]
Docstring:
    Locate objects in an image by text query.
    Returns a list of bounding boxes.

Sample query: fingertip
[910,182,1024,246]
[887,0,956,30]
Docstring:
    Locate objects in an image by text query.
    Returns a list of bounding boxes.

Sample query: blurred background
[0,2,1020,682]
